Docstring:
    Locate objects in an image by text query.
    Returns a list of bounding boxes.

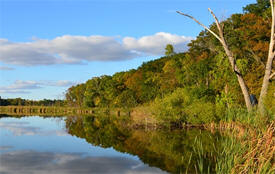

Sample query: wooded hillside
[65,0,274,120]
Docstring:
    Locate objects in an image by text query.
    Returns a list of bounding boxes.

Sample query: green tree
[165,44,175,56]
[243,0,270,15]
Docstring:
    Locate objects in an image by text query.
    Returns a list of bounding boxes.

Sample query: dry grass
[232,122,275,174]
[204,121,253,138]
[195,121,275,174]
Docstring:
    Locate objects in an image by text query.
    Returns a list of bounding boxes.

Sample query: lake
[0,115,224,174]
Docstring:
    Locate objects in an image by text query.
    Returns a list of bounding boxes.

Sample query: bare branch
[208,8,222,32]
[176,11,223,43]
[269,0,275,74]
[270,0,275,48]
[207,8,240,73]
[271,0,275,71]
[271,0,274,22]
[270,72,275,79]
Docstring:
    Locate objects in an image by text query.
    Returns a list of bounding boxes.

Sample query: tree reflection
[65,115,222,173]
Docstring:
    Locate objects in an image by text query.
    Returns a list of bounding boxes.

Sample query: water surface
[0,116,166,174]
[0,115,222,173]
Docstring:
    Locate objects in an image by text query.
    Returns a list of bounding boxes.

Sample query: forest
[65,0,274,124]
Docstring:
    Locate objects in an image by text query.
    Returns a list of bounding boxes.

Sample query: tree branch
[208,8,223,34]
[270,71,275,79]
[270,0,275,48]
[259,0,275,113]
[271,0,274,23]
[207,8,239,73]
[176,11,223,43]
[269,0,275,78]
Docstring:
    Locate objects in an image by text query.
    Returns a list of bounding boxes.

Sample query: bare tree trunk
[258,0,275,114]
[219,38,253,111]
[177,10,253,111]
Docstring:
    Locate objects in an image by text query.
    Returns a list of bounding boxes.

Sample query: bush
[152,88,217,124]
[184,100,216,124]
[152,88,192,122]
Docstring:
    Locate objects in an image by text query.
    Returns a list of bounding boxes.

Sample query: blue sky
[0,0,256,100]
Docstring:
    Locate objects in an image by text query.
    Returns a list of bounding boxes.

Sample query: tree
[177,10,253,111]
[66,84,86,107]
[243,0,270,15]
[177,0,275,113]
[165,44,175,56]
[258,0,275,114]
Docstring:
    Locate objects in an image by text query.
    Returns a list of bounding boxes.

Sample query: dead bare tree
[176,10,253,111]
[258,0,275,115]
[177,0,275,113]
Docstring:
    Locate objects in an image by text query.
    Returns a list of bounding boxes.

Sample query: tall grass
[232,122,275,174]
[192,121,275,174]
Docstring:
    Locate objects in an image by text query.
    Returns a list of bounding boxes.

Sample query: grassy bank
[192,121,275,174]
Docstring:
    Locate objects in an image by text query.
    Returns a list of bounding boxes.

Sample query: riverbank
[0,106,131,117]
[0,105,273,132]
[130,107,275,173]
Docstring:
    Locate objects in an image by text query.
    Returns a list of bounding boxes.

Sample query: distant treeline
[0,97,65,107]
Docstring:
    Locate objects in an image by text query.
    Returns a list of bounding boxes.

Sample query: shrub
[184,100,217,124]
[152,88,217,124]
[152,88,192,122]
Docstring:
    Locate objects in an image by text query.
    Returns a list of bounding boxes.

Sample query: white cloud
[0,39,60,66]
[0,80,41,94]
[123,32,193,55]
[52,35,135,62]
[0,66,14,71]
[0,90,30,94]
[8,80,42,90]
[0,33,193,66]
[44,80,76,87]
[0,80,77,94]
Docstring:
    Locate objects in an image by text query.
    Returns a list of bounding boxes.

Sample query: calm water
[0,115,222,174]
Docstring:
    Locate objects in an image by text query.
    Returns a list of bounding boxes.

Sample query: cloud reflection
[0,146,13,151]
[0,121,68,136]
[0,150,166,174]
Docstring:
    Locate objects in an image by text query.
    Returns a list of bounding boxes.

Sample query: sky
[0,0,256,100]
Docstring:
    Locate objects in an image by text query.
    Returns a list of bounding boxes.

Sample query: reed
[232,122,275,174]
[193,121,274,174]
